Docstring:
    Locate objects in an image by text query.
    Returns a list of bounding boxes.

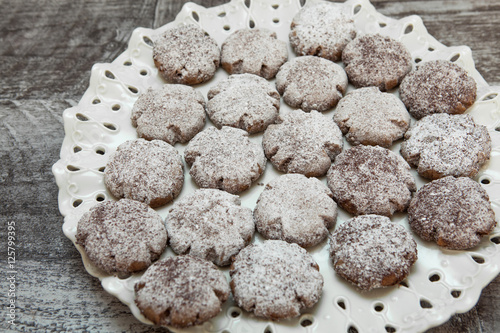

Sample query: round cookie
[408,176,496,250]
[327,145,417,217]
[254,174,337,248]
[131,84,206,144]
[229,240,323,320]
[333,87,410,147]
[206,74,280,134]
[166,189,255,266]
[289,1,356,61]
[153,24,220,85]
[221,28,288,79]
[263,110,343,177]
[76,199,167,277]
[104,139,184,208]
[342,33,412,91]
[275,56,348,112]
[399,59,477,119]
[329,215,418,291]
[400,113,491,180]
[184,126,266,194]
[134,255,230,328]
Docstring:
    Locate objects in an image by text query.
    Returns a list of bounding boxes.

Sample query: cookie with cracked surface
[275,56,348,112]
[229,240,323,320]
[263,110,343,177]
[329,214,418,291]
[134,255,230,328]
[206,74,280,134]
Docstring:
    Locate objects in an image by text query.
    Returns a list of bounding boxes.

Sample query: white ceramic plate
[52,0,500,332]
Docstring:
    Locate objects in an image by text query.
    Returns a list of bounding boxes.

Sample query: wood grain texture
[0,0,498,332]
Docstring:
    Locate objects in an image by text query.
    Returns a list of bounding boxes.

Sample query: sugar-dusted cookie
[104,139,184,208]
[329,215,418,291]
[263,110,343,177]
[400,113,491,180]
[153,24,220,85]
[206,74,280,134]
[230,240,323,320]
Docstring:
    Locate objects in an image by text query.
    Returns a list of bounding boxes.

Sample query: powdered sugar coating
[254,174,337,248]
[275,56,348,112]
[229,240,323,320]
[134,255,230,328]
[166,189,254,266]
[184,126,266,194]
[263,110,343,177]
[327,145,416,217]
[342,34,412,91]
[76,199,167,277]
[329,215,418,291]
[131,85,206,144]
[399,60,477,119]
[104,139,184,208]
[408,176,496,250]
[206,74,280,134]
[289,2,356,61]
[153,24,220,85]
[333,87,410,147]
[221,28,288,79]
[400,113,491,180]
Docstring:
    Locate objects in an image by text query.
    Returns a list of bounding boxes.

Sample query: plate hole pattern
[482,93,498,101]
[72,199,83,208]
[348,325,359,333]
[353,4,362,14]
[429,273,441,282]
[249,20,255,28]
[450,53,460,62]
[105,70,115,79]
[96,194,106,202]
[404,24,414,34]
[73,146,82,153]
[385,326,397,332]
[263,325,273,333]
[229,307,241,318]
[76,113,89,121]
[399,280,409,288]
[192,11,200,22]
[471,255,485,264]
[374,303,384,312]
[451,290,462,298]
[112,104,121,111]
[67,165,80,172]
[491,236,500,245]
[142,36,153,47]
[420,299,433,309]
[300,317,314,327]
[337,299,347,310]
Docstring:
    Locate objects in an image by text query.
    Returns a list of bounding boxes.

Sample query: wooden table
[1,0,499,332]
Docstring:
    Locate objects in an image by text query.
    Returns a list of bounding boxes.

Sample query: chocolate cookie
[399,59,477,119]
[275,56,348,112]
[131,84,206,144]
[134,255,230,328]
[229,240,323,320]
[184,126,266,194]
[166,189,254,266]
[221,28,288,79]
[400,113,491,180]
[76,199,167,277]
[329,215,418,291]
[206,74,280,134]
[254,174,337,247]
[263,110,343,177]
[333,87,410,147]
[327,145,417,217]
[408,176,496,250]
[104,139,184,208]
[153,24,220,85]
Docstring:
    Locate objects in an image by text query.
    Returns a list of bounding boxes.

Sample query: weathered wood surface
[0,0,499,332]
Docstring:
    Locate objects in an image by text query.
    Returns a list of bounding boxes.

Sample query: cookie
[229,240,323,320]
[166,189,255,266]
[399,59,477,119]
[275,56,348,112]
[263,110,343,177]
[131,84,206,144]
[329,215,418,291]
[76,199,167,277]
[327,145,417,217]
[104,139,184,208]
[184,126,266,194]
[408,176,496,250]
[134,255,230,328]
[254,174,337,248]
[342,33,412,91]
[289,1,356,61]
[206,74,280,134]
[333,87,410,147]
[153,24,220,85]
[400,113,491,180]
[221,28,288,79]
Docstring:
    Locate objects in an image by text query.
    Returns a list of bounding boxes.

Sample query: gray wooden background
[0,0,499,332]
